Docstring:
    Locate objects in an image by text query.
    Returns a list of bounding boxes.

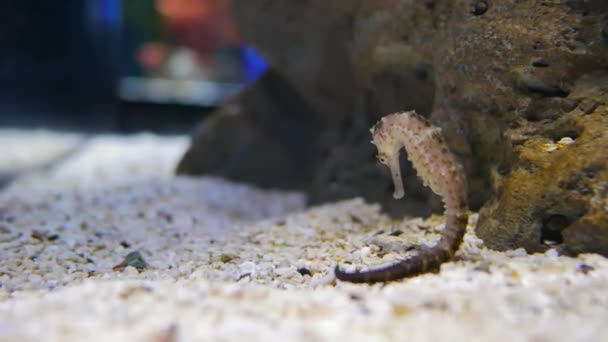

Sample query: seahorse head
[371,116,405,199]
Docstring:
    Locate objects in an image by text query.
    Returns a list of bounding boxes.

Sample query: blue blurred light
[242,46,268,83]
[86,0,121,28]
[100,0,121,26]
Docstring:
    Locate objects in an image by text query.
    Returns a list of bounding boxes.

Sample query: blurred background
[0,0,267,133]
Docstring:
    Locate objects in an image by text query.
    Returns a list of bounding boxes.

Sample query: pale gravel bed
[0,132,607,342]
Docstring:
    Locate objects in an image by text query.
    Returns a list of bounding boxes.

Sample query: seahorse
[334,110,469,283]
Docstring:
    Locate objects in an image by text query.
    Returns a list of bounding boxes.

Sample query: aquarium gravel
[0,132,607,341]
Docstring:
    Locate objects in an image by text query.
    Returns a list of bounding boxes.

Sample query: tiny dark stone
[473,263,491,273]
[86,258,95,264]
[531,57,549,67]
[404,245,417,251]
[389,230,403,236]
[576,263,595,274]
[31,230,44,241]
[470,0,488,16]
[220,253,237,263]
[297,267,312,276]
[348,293,363,301]
[374,229,385,236]
[237,272,252,281]
[120,241,131,248]
[113,251,148,272]
[46,234,60,241]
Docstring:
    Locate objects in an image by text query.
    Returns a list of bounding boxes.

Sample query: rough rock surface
[176,70,322,190]
[178,1,608,253]
[477,73,608,256]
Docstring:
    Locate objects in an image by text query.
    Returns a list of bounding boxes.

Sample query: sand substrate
[0,131,607,341]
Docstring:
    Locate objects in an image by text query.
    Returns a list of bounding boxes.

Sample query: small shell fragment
[557,137,574,146]
[539,137,575,153]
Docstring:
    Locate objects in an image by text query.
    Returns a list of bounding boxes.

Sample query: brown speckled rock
[476,73,608,256]
[178,0,608,253]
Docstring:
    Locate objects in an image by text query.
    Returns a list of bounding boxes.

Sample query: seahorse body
[334,111,468,283]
